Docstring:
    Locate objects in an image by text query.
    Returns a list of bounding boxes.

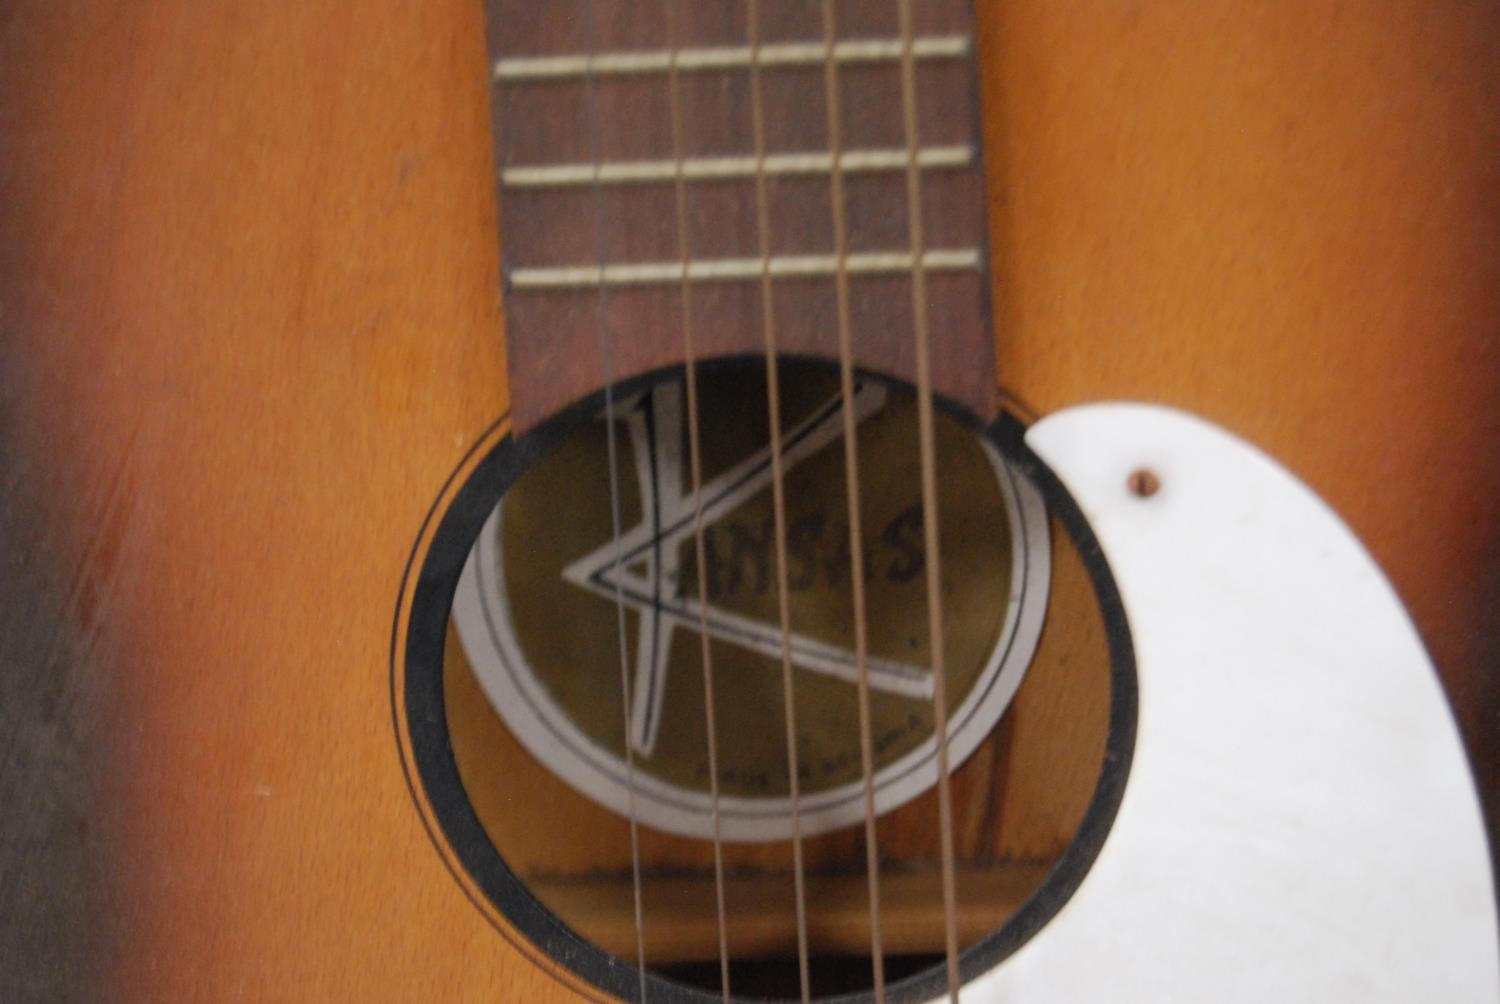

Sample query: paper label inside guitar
[451,362,1049,840]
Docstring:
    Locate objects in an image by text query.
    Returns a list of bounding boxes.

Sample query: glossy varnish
[1,2,1497,1000]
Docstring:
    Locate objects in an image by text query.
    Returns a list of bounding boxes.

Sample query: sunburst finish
[1,2,1496,1000]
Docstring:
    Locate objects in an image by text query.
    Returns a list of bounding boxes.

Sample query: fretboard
[485,0,995,433]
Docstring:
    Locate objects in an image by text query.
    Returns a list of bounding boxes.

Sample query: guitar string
[895,0,962,999]
[745,1,814,1000]
[582,2,649,1000]
[819,2,887,1001]
[663,2,733,1000]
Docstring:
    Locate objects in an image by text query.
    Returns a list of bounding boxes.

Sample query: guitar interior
[431,360,1113,998]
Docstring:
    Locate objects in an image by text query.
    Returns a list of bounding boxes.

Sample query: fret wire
[508,249,981,290]
[494,34,969,81]
[820,1,886,1000]
[501,144,974,188]
[663,1,732,1000]
[581,1,649,1000]
[896,0,961,999]
[745,1,813,1001]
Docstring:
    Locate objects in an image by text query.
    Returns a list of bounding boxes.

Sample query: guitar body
[2,1,1496,1000]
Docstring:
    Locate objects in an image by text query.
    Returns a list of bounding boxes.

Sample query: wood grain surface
[1,2,1496,1001]
[487,0,999,431]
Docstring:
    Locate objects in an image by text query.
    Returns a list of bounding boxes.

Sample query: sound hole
[435,360,1113,1000]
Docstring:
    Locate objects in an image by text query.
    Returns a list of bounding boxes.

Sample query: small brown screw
[1127,468,1161,498]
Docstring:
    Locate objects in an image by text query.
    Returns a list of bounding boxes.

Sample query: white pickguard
[952,404,1497,1002]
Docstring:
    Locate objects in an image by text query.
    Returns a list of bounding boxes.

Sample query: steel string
[746,1,814,999]
[820,1,888,1000]
[896,0,962,998]
[582,2,649,999]
[663,2,733,1000]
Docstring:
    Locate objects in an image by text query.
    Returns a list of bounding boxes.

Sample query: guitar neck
[485,0,998,433]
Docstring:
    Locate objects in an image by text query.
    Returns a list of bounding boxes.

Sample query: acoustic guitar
[1,2,1496,1002]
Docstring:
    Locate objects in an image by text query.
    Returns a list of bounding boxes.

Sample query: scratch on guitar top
[0,418,141,774]
[0,410,143,998]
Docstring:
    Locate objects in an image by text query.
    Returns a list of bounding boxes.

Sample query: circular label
[452,366,1049,840]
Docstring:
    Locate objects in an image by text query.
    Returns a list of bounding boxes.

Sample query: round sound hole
[452,363,1049,839]
[398,359,1122,1001]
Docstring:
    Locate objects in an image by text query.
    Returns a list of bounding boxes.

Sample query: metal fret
[502,145,974,188]
[509,249,981,290]
[488,2,996,433]
[495,35,969,82]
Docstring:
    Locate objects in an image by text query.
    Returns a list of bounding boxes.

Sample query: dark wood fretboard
[485,0,994,433]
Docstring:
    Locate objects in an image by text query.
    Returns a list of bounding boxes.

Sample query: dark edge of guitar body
[392,359,1139,1004]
